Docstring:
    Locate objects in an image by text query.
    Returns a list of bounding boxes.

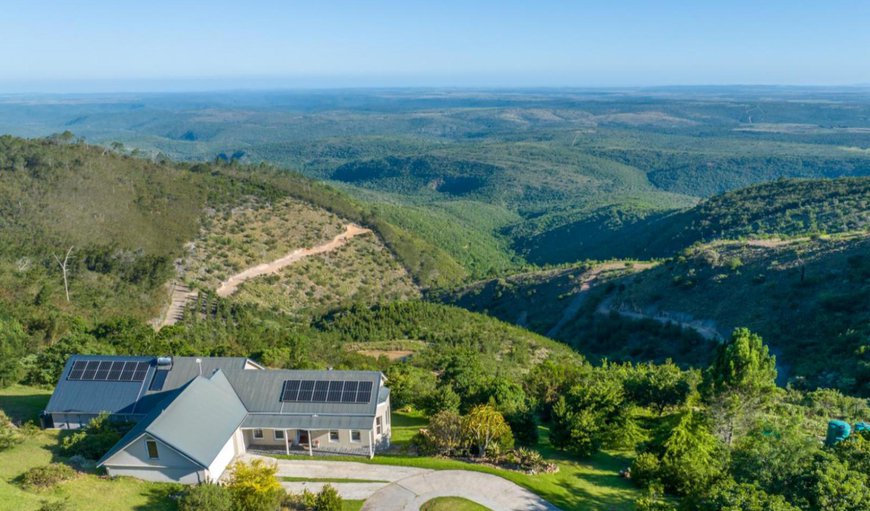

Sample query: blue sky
[1,0,869,91]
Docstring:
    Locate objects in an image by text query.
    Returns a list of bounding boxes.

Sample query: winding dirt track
[215,224,371,297]
[546,261,654,338]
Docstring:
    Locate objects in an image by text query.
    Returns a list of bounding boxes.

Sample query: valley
[0,88,868,511]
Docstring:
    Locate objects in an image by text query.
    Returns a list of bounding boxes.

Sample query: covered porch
[240,427,374,458]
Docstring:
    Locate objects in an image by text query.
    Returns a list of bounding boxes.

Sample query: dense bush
[178,484,232,511]
[21,463,76,490]
[60,412,128,460]
[226,459,284,511]
[0,410,23,451]
[314,484,342,511]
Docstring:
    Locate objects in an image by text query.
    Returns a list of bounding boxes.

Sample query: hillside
[3,89,870,269]
[0,136,466,342]
[601,235,870,395]
[515,177,870,264]
[449,234,870,395]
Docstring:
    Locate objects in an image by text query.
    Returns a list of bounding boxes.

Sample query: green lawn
[343,500,364,511]
[390,409,428,447]
[421,496,492,511]
[0,386,178,511]
[275,413,639,511]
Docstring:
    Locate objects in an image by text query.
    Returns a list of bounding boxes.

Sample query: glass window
[253,429,264,439]
[329,430,339,442]
[146,439,159,459]
[376,416,383,435]
[351,430,361,442]
[274,430,285,440]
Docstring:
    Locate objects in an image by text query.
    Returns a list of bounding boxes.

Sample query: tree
[314,484,342,511]
[808,454,870,511]
[659,412,723,496]
[0,317,28,388]
[226,459,284,511]
[703,328,778,447]
[462,404,512,457]
[53,246,74,303]
[425,410,464,456]
[698,480,801,511]
[625,362,694,414]
[422,385,461,415]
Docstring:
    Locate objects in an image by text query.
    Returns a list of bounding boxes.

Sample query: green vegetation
[0,385,176,511]
[420,496,492,511]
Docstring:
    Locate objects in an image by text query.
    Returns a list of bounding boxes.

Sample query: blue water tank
[826,420,851,446]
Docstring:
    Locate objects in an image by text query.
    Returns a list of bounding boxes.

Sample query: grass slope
[0,386,176,511]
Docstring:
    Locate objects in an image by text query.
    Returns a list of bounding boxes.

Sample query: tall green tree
[659,411,724,496]
[703,328,778,447]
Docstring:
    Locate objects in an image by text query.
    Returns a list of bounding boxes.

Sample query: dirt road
[216,224,371,297]
[546,261,654,338]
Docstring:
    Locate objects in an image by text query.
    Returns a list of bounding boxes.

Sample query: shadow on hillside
[0,391,51,424]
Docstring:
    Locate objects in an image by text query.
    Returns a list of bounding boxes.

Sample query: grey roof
[44,355,157,415]
[48,355,387,439]
[98,370,247,468]
[228,369,383,417]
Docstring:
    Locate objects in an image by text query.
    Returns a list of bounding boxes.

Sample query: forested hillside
[3,89,869,272]
[0,135,470,342]
[516,177,870,263]
[451,234,870,396]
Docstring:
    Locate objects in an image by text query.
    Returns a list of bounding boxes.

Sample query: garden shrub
[21,463,76,490]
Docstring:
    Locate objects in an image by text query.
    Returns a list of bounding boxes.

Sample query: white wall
[207,433,238,481]
[103,435,205,484]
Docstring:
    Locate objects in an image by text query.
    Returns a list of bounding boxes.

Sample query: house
[43,355,391,483]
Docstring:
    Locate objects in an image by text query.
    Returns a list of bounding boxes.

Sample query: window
[253,429,263,439]
[146,439,159,459]
[274,430,285,440]
[329,430,339,442]
[351,430,361,442]
[376,416,383,435]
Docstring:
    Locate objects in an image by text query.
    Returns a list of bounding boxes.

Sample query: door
[297,430,309,445]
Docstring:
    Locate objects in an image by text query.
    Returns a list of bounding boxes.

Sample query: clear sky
[2,0,869,92]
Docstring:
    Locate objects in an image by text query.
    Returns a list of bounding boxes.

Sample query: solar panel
[68,361,87,380]
[281,380,301,401]
[95,361,113,380]
[341,381,359,403]
[312,381,330,402]
[67,359,151,382]
[298,380,315,401]
[356,381,374,403]
[327,381,344,402]
[132,362,150,381]
[82,361,100,380]
[280,379,377,403]
[120,361,137,381]
[107,361,124,380]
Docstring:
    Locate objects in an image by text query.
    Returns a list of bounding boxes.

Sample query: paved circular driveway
[241,455,558,511]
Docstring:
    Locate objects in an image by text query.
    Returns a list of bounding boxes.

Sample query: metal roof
[98,369,247,468]
[44,355,157,415]
[48,356,387,421]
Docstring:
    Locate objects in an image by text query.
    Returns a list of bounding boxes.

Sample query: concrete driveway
[241,454,559,510]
